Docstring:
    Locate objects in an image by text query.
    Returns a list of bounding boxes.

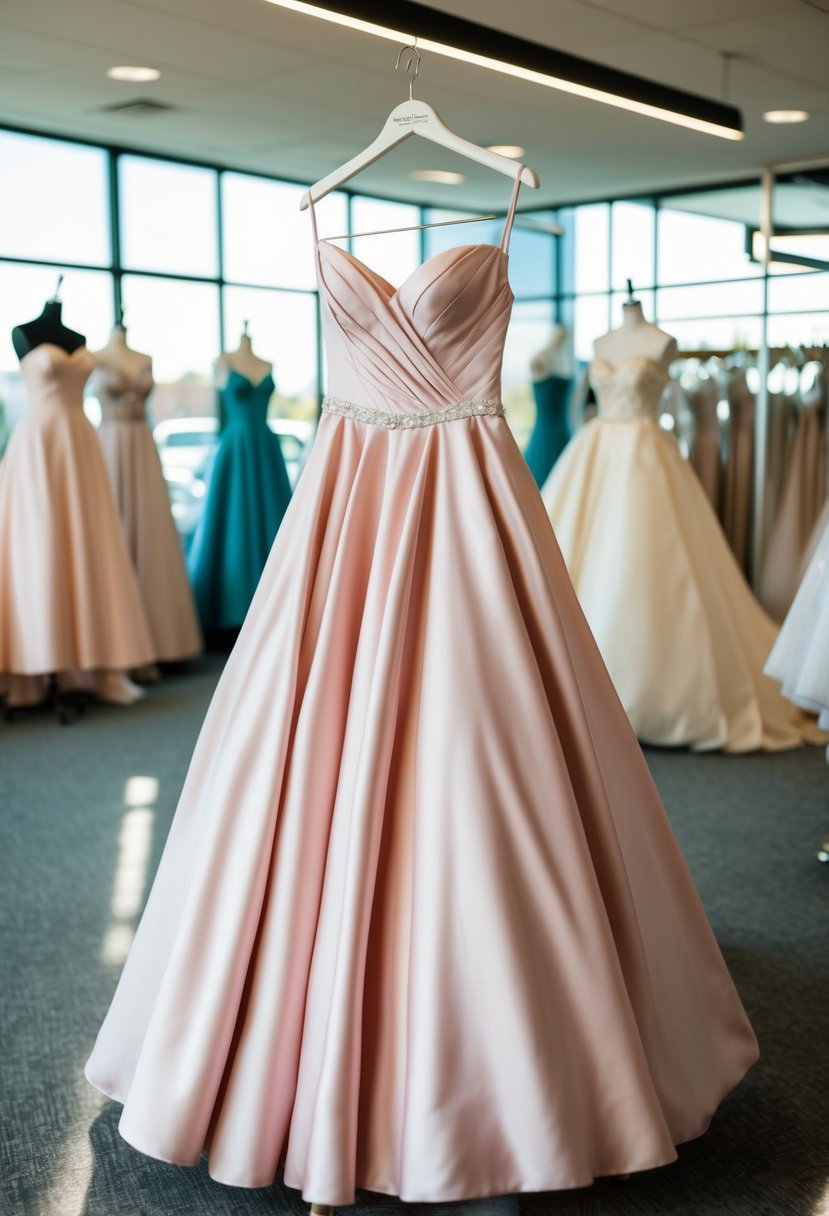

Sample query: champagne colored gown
[542,356,819,752]
[94,363,202,663]
[86,181,758,1204]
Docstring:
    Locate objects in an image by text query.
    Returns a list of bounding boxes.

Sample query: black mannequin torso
[12,301,86,360]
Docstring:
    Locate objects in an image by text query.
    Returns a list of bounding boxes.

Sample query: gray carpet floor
[1,656,827,1216]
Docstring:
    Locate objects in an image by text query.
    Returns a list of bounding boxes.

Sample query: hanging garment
[542,356,821,752]
[689,377,722,512]
[759,394,827,622]
[94,364,202,663]
[722,371,755,574]
[0,345,155,706]
[187,371,292,630]
[522,373,572,485]
[766,506,829,728]
[86,182,758,1206]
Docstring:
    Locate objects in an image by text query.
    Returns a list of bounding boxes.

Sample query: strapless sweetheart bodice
[222,370,275,428]
[93,363,154,423]
[315,242,513,420]
[590,356,670,423]
[19,344,96,411]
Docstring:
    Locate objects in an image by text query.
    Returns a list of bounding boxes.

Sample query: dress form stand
[1,287,156,717]
[594,292,677,371]
[215,322,272,388]
[92,320,202,670]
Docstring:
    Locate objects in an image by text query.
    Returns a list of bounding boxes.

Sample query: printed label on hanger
[393,112,430,127]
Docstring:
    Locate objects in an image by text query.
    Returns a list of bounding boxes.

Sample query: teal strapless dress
[188,371,291,630]
[523,374,573,486]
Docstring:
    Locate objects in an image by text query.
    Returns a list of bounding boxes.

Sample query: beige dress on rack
[94,363,202,663]
[760,396,827,621]
[722,371,755,575]
[689,378,722,511]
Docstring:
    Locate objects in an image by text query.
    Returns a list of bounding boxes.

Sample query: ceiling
[0,0,827,212]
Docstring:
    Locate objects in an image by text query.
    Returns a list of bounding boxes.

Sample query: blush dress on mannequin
[86,179,759,1206]
[0,345,155,705]
[93,363,202,663]
[187,371,292,631]
[542,356,820,752]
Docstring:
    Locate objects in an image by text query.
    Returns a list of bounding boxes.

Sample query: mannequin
[93,315,152,380]
[12,276,86,358]
[215,322,272,388]
[542,283,819,752]
[91,315,203,669]
[594,285,677,370]
[523,325,574,486]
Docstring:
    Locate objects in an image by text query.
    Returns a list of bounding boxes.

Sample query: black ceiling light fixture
[262,0,744,140]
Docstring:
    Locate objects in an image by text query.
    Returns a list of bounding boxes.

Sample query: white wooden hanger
[299,44,539,211]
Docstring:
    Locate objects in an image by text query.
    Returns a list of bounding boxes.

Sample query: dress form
[12,293,86,359]
[594,301,677,370]
[530,325,572,381]
[215,328,272,389]
[93,324,152,382]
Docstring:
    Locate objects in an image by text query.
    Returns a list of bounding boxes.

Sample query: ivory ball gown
[542,356,820,752]
[86,181,758,1205]
[0,344,155,706]
[94,363,202,663]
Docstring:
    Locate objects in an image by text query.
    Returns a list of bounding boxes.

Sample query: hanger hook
[395,40,421,102]
[51,273,64,303]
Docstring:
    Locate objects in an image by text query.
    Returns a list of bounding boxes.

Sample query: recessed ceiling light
[409,169,466,185]
[486,144,525,158]
[107,65,161,83]
[763,109,809,124]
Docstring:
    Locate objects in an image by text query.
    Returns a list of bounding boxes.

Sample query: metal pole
[752,166,774,585]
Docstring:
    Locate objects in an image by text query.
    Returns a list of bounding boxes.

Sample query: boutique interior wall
[1,125,827,455]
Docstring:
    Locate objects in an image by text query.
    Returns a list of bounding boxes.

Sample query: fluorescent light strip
[264,0,743,140]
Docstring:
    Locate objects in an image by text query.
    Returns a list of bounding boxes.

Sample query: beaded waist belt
[322,395,504,430]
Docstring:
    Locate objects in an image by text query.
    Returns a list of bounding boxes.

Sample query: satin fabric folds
[87,233,758,1204]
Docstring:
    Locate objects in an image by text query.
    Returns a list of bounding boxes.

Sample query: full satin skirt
[0,403,155,704]
[87,413,758,1205]
[98,420,202,662]
[187,424,292,630]
[542,417,818,751]
[766,508,829,727]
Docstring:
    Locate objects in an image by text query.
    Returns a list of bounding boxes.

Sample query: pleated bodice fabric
[87,223,759,1205]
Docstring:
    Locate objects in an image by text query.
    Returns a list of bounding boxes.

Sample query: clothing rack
[677,346,829,362]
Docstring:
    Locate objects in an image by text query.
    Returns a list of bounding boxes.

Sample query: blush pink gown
[86,179,759,1205]
[0,345,156,705]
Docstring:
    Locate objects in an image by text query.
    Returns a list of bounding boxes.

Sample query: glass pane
[767,312,829,346]
[509,217,556,299]
[120,156,218,277]
[222,173,347,289]
[665,316,763,351]
[0,262,113,433]
[351,198,420,288]
[120,275,220,424]
[574,204,610,294]
[502,299,555,448]
[0,131,110,266]
[657,208,759,284]
[423,208,500,260]
[223,286,318,423]
[611,200,654,291]
[656,280,763,321]
[573,294,610,362]
[768,272,829,313]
